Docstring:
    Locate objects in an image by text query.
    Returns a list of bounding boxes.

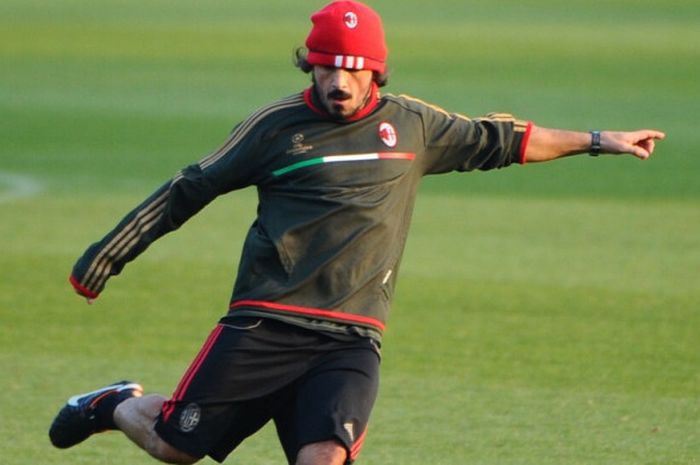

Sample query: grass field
[1,1,699,464]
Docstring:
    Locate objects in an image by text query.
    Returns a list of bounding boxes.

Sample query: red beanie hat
[305,1,388,74]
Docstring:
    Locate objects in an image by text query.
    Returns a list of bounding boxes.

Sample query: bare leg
[114,394,199,465]
[296,440,347,465]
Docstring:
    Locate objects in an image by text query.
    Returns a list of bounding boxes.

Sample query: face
[313,66,374,120]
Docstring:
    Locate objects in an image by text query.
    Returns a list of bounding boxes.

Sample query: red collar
[303,82,380,122]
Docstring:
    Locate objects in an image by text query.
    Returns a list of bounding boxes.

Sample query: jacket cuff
[519,121,534,165]
[69,275,100,299]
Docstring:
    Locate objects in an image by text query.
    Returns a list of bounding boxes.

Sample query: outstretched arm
[524,126,666,162]
[69,167,221,303]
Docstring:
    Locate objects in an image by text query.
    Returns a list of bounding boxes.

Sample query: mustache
[327,89,351,100]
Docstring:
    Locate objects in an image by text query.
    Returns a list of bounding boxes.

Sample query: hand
[601,130,666,160]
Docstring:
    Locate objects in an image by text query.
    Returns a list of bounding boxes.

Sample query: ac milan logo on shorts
[344,12,358,29]
[179,403,201,433]
[378,122,398,148]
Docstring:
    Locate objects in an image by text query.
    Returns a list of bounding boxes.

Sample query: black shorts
[154,317,380,464]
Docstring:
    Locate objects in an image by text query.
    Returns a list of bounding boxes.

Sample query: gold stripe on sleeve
[82,189,170,290]
[392,93,473,122]
[82,94,306,292]
[199,94,305,170]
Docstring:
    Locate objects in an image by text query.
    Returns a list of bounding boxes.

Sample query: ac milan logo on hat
[344,11,358,29]
[379,122,397,148]
[306,1,388,74]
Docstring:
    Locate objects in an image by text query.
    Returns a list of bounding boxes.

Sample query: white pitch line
[0,172,44,203]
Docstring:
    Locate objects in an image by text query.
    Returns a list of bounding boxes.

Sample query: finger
[632,144,651,160]
[639,129,666,141]
[619,140,649,160]
[641,138,656,155]
[630,149,649,160]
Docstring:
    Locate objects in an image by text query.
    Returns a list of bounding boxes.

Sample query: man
[49,1,665,465]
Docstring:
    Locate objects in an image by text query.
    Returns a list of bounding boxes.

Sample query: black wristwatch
[589,130,601,156]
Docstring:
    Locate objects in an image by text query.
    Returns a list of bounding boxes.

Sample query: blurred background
[1,1,698,464]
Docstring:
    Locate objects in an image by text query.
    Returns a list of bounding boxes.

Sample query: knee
[296,440,347,465]
[112,394,199,464]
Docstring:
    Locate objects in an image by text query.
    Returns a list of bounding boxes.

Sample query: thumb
[628,140,652,160]
[631,132,663,160]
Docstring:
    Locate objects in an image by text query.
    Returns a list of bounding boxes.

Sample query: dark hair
[293,47,389,87]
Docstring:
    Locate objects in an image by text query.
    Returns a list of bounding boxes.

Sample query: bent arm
[524,125,666,162]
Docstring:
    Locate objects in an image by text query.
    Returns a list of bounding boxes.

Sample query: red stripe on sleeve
[69,275,99,299]
[519,121,534,165]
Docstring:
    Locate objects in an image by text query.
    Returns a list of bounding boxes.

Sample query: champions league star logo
[286,133,314,155]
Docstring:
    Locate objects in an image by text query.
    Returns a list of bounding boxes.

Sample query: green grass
[1,1,699,464]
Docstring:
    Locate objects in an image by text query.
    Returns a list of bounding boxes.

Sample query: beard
[322,88,371,120]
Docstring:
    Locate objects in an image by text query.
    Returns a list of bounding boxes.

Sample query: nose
[329,68,351,89]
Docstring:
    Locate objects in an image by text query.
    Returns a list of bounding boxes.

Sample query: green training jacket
[70,86,531,342]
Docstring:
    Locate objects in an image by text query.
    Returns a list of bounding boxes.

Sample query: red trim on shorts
[229,300,385,332]
[161,324,224,422]
[519,121,534,164]
[350,428,368,460]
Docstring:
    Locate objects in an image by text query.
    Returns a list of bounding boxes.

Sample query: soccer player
[49,1,665,464]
